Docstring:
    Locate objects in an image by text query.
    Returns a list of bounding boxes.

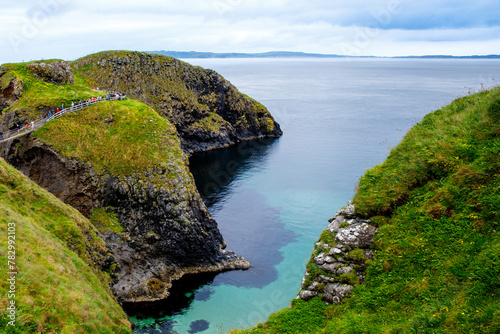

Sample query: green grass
[189,112,230,134]
[90,207,124,234]
[1,61,105,120]
[0,158,131,333]
[234,87,500,333]
[34,99,188,179]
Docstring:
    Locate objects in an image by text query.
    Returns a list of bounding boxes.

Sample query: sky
[1,0,500,63]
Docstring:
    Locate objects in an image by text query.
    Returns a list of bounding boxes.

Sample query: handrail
[0,95,126,144]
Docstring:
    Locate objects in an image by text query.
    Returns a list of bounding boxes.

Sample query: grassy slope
[1,60,105,120]
[34,99,188,179]
[234,87,500,334]
[0,158,131,333]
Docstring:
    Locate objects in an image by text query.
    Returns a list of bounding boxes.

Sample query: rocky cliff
[299,202,378,304]
[71,51,282,154]
[2,134,249,302]
[0,56,265,303]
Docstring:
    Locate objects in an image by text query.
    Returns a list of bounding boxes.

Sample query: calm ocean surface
[129,58,500,333]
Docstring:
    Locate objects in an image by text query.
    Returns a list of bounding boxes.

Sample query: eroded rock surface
[27,61,75,85]
[0,67,24,112]
[1,136,250,302]
[299,202,378,304]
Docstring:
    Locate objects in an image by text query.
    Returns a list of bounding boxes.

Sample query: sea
[127,58,500,334]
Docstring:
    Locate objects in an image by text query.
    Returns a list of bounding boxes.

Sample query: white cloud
[0,0,499,64]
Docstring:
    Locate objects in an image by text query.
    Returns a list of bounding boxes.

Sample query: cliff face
[0,65,24,112]
[298,202,378,304]
[71,51,282,154]
[0,58,261,303]
[2,117,249,302]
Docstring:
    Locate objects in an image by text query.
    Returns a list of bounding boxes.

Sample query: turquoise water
[129,58,500,333]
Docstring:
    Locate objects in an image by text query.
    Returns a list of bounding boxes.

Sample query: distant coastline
[149,50,500,59]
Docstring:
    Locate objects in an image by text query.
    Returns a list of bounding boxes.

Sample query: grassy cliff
[234,87,500,333]
[34,99,188,179]
[0,157,131,333]
[1,55,252,308]
[0,60,104,123]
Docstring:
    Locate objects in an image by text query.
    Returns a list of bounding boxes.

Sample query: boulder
[335,202,356,219]
[27,61,75,85]
[323,283,354,304]
[319,262,343,274]
[335,222,377,248]
[299,290,318,300]
[314,252,327,265]
[329,246,343,255]
[326,216,343,232]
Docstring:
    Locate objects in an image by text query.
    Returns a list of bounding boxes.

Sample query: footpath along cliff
[0,52,282,307]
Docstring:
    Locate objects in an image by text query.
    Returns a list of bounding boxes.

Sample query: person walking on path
[0,131,3,141]
[31,121,35,130]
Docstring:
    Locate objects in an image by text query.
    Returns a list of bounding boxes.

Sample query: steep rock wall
[1,136,250,302]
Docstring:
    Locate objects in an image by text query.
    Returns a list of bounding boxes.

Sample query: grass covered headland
[234,87,500,333]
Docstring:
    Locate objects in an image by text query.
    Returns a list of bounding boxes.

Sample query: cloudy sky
[1,0,500,63]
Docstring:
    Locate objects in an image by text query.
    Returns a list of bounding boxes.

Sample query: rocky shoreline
[299,202,378,304]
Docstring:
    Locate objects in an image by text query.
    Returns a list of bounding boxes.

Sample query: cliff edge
[0,54,274,303]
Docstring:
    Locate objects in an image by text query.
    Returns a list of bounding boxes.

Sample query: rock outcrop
[299,202,377,304]
[0,66,24,112]
[1,134,250,302]
[72,51,282,154]
[27,60,75,85]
